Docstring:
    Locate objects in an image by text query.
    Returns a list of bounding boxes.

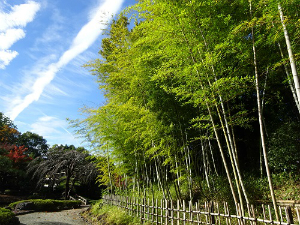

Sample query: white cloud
[0,1,40,68]
[0,1,41,31]
[38,115,55,122]
[0,28,25,49]
[8,64,59,120]
[7,0,125,120]
[57,0,122,68]
[0,50,18,69]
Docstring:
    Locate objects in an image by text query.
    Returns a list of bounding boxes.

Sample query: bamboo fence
[103,194,300,225]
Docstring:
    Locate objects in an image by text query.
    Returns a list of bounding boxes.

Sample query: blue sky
[0,0,135,147]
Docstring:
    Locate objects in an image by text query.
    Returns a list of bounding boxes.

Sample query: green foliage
[8,199,81,211]
[71,0,300,206]
[17,131,49,157]
[0,112,45,193]
[268,122,300,172]
[85,200,141,225]
[243,173,300,202]
[0,112,19,144]
[0,208,17,225]
[244,176,270,202]
[272,173,300,200]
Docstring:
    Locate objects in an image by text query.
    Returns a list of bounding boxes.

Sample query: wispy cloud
[32,6,66,53]
[7,0,125,120]
[0,1,40,68]
[28,115,81,146]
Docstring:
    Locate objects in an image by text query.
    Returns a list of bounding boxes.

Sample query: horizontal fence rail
[103,195,300,225]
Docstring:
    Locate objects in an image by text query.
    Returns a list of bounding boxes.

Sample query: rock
[15,202,35,210]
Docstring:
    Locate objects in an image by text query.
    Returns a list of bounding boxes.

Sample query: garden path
[17,207,90,225]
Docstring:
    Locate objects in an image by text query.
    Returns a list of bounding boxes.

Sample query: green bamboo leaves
[71,0,300,208]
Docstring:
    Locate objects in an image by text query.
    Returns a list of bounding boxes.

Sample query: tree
[0,113,24,191]
[0,112,19,145]
[6,145,32,164]
[71,0,300,211]
[17,131,49,158]
[248,0,278,218]
[28,145,98,199]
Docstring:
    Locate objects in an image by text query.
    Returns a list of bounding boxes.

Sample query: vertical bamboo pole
[148,198,150,222]
[130,196,132,215]
[295,207,300,224]
[205,202,208,224]
[139,198,144,222]
[268,205,273,224]
[226,202,232,225]
[177,199,180,225]
[195,202,200,224]
[251,205,257,225]
[248,0,279,220]
[161,199,163,225]
[279,206,283,222]
[171,200,174,225]
[278,3,300,105]
[189,201,193,223]
[285,206,294,224]
[216,202,220,225]
[165,199,169,225]
[156,199,158,225]
[246,204,252,225]
[152,198,154,223]
[136,197,139,218]
[211,201,216,225]
[141,198,144,223]
[262,204,266,222]
[183,200,186,225]
[237,202,243,225]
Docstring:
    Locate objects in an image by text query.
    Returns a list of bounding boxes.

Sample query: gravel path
[17,207,90,225]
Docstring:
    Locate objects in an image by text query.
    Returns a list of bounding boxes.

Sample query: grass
[83,200,146,225]
[0,207,18,225]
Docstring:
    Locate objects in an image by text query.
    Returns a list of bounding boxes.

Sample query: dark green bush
[9,199,81,212]
[0,207,18,225]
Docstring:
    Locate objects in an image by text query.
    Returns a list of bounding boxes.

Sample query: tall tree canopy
[17,131,49,157]
[72,0,300,211]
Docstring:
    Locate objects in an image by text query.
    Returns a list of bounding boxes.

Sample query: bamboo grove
[72,0,300,214]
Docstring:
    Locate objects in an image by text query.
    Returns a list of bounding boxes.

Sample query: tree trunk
[277,41,300,113]
[249,0,279,220]
[201,138,210,190]
[65,170,71,200]
[208,138,218,176]
[199,26,249,210]
[278,3,300,106]
[171,8,238,208]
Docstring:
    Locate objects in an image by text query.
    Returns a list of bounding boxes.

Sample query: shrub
[84,200,142,225]
[9,199,81,212]
[0,207,18,225]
